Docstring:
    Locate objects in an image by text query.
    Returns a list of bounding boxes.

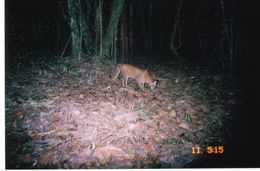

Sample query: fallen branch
[38,130,55,136]
[98,133,113,142]
[50,136,81,149]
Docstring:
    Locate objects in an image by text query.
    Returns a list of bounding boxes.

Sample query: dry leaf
[9,110,23,116]
[169,109,177,118]
[157,109,168,117]
[79,94,84,99]
[104,86,112,91]
[12,120,17,129]
[92,146,131,165]
[37,150,53,166]
[178,121,190,130]
[41,100,55,108]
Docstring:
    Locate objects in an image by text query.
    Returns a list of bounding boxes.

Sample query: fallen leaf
[157,109,168,117]
[8,110,23,116]
[178,121,190,130]
[79,94,84,99]
[37,150,53,166]
[12,120,17,129]
[41,100,55,108]
[169,109,177,118]
[72,109,80,115]
[104,86,112,91]
[92,146,131,165]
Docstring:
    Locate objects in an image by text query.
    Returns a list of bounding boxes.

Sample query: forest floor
[5,56,241,168]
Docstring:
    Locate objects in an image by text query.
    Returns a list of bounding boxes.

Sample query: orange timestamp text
[192,146,224,154]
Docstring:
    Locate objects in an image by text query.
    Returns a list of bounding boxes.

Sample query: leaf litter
[6,56,237,168]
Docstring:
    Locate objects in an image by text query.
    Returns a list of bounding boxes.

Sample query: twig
[38,130,55,136]
[50,136,81,149]
[98,133,113,142]
[60,34,71,59]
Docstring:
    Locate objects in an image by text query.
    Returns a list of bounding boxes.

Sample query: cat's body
[112,64,156,90]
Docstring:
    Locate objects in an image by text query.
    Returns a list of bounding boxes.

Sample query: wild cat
[112,64,156,90]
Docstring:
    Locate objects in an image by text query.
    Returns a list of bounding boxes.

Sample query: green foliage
[129,148,136,157]
[140,101,146,111]
[161,133,191,146]
[179,132,191,141]
[183,113,192,123]
[139,101,150,116]
[121,90,129,97]
[161,137,183,145]
[5,96,13,107]
[25,139,34,151]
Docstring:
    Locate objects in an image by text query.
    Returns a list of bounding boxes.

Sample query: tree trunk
[100,0,125,59]
[129,0,133,63]
[94,0,99,55]
[82,0,93,55]
[170,0,183,59]
[220,0,236,75]
[148,1,153,56]
[67,0,82,59]
[120,3,128,63]
[99,0,103,58]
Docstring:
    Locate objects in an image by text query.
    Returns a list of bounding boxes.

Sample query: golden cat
[112,64,156,89]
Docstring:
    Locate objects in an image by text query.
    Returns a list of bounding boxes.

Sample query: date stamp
[192,146,224,154]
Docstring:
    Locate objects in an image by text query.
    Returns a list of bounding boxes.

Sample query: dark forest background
[5,0,260,168]
[6,0,258,72]
[5,0,260,81]
[5,0,260,71]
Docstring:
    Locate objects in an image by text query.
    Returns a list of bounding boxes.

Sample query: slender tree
[100,0,125,59]
[129,0,133,63]
[82,0,94,55]
[67,0,125,60]
[170,0,183,59]
[67,0,82,59]
[120,2,129,63]
[220,0,236,74]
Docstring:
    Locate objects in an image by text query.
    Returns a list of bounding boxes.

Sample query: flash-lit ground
[5,56,240,168]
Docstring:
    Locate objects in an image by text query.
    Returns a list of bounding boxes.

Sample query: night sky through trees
[5,0,260,169]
